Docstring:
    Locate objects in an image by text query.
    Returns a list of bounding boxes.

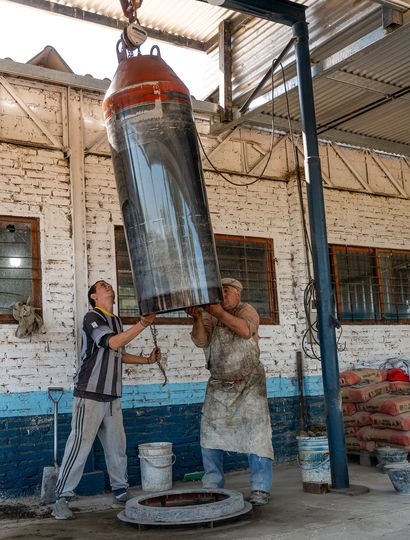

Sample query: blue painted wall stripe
[0,375,323,418]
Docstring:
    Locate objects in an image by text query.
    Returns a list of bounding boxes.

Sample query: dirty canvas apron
[200,324,274,459]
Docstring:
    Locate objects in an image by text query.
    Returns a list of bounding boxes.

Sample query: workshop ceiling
[8,0,410,156]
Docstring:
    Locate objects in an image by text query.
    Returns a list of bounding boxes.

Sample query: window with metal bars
[114,226,279,324]
[0,216,42,323]
[330,245,410,323]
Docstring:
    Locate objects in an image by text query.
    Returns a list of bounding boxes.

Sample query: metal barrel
[103,51,222,315]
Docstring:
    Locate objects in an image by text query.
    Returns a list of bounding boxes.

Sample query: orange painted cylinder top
[102,54,191,121]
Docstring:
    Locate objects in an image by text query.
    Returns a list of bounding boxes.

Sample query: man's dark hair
[88,281,103,308]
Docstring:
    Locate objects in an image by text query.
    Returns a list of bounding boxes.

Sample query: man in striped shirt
[52,280,160,520]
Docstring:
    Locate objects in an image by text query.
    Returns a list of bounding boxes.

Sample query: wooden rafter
[0,75,62,150]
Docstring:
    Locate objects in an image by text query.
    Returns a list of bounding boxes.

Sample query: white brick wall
[0,143,76,393]
[1,74,410,396]
[325,188,410,368]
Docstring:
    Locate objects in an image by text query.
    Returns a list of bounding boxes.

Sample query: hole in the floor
[140,492,229,507]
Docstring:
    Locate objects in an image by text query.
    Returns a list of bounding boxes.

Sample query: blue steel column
[292,21,349,488]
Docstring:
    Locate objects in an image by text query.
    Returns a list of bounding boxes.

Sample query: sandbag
[371,412,410,431]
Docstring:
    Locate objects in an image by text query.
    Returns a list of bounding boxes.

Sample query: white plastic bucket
[138,442,175,492]
[296,435,331,485]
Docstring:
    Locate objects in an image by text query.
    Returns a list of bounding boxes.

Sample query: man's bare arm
[186,307,211,347]
[122,347,161,364]
[203,304,251,338]
[108,314,155,350]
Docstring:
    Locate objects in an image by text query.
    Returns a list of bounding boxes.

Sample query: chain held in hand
[150,323,167,386]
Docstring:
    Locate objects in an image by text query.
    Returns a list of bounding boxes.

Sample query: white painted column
[67,88,88,362]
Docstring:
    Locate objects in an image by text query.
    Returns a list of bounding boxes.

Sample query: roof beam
[8,0,208,51]
[317,86,410,135]
[210,111,410,156]
[218,19,233,122]
[204,13,252,53]
[369,0,410,11]
[197,0,306,26]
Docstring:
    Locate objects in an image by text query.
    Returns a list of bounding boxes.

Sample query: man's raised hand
[185,307,202,320]
[203,303,224,318]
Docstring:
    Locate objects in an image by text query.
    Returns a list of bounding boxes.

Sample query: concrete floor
[1,462,410,540]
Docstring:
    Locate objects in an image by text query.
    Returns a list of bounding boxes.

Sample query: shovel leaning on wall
[40,387,64,504]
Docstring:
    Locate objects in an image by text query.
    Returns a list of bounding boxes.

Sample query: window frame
[114,226,278,325]
[0,216,42,324]
[214,233,279,325]
[330,244,410,325]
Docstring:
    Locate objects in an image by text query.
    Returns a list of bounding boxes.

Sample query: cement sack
[345,426,360,436]
[340,369,386,387]
[389,381,410,394]
[342,382,390,403]
[345,437,376,452]
[342,403,357,416]
[357,427,410,447]
[343,412,372,427]
[365,394,410,416]
[371,412,410,431]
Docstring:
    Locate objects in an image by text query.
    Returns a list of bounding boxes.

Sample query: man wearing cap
[187,278,273,507]
[52,280,161,520]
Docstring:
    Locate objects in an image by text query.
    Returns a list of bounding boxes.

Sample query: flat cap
[221,277,243,292]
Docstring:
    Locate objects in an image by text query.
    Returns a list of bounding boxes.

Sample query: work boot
[51,497,74,519]
[112,488,129,506]
[249,490,270,506]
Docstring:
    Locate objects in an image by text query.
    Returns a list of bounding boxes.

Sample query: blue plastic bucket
[296,436,331,485]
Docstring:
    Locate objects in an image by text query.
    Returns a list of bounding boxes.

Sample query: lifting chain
[150,323,168,387]
[117,0,147,62]
[120,0,143,21]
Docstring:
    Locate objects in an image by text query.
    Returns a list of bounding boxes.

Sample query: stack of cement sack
[340,368,410,454]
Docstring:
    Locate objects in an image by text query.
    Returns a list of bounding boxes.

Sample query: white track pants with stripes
[56,396,128,498]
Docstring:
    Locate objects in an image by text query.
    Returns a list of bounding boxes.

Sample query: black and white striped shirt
[74,308,124,399]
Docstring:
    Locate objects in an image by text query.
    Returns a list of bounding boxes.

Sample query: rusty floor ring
[117,488,252,527]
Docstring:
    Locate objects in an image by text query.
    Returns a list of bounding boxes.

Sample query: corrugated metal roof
[231,0,380,101]
[254,12,410,155]
[51,0,237,41]
[342,24,410,87]
[137,0,236,41]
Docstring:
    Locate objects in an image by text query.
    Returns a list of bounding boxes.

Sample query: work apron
[200,324,274,459]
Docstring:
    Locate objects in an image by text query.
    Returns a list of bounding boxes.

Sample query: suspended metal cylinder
[103,50,222,315]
